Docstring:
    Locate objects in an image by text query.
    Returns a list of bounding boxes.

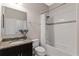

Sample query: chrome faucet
[19,29,28,39]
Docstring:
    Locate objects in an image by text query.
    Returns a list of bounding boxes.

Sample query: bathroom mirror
[1,6,27,39]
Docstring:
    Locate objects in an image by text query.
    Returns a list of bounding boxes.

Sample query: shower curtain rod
[46,20,76,25]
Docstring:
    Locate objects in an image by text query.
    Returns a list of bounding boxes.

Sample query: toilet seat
[35,46,45,52]
[35,46,46,56]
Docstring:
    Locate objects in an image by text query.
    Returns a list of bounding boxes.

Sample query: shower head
[46,16,50,22]
[46,16,50,19]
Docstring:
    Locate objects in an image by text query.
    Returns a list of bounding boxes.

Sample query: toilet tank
[32,39,39,48]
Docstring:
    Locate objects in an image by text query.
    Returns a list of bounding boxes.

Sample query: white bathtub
[45,44,71,56]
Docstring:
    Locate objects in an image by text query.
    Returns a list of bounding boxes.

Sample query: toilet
[32,39,46,56]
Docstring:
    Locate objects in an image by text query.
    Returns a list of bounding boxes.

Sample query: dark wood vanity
[0,41,32,56]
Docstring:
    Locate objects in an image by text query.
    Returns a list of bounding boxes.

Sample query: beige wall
[23,3,48,39]
[77,3,79,55]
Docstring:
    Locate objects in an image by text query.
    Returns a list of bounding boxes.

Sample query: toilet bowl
[32,39,46,56]
[35,46,46,56]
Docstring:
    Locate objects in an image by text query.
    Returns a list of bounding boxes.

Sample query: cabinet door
[0,46,20,56]
[21,43,32,56]
[0,43,32,56]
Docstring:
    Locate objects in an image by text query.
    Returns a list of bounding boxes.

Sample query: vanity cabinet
[0,42,32,56]
[0,45,20,56]
[21,43,32,56]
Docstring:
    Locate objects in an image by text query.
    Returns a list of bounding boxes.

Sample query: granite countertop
[0,39,32,50]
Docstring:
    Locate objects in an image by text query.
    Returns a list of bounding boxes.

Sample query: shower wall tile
[47,3,77,55]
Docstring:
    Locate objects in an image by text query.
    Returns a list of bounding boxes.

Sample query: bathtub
[45,44,71,56]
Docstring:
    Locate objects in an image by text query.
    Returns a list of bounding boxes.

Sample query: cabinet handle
[2,14,4,28]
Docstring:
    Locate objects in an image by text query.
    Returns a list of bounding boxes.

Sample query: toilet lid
[35,46,45,52]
